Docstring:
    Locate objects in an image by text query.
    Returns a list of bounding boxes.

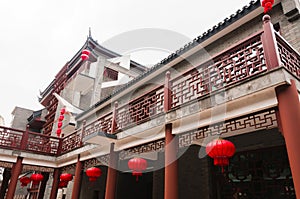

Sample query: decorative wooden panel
[171,31,266,108]
[83,112,113,136]
[117,86,164,130]
[179,109,277,147]
[61,128,82,154]
[276,32,300,78]
[83,155,110,169]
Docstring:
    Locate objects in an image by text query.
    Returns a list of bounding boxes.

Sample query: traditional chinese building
[0,0,300,198]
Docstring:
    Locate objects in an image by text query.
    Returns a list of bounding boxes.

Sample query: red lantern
[60,108,66,115]
[128,157,147,181]
[57,121,63,128]
[58,115,64,121]
[206,139,235,172]
[30,173,44,185]
[60,173,73,182]
[81,49,91,61]
[261,0,274,13]
[58,181,68,188]
[86,167,102,182]
[56,128,62,137]
[20,176,31,187]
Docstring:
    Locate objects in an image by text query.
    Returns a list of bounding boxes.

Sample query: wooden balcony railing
[1,17,300,157]
[276,32,300,78]
[171,30,266,108]
[0,126,60,156]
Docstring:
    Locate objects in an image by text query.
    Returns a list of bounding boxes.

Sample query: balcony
[0,17,299,160]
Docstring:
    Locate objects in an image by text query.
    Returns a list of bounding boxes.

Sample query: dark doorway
[116,172,153,199]
[214,146,295,199]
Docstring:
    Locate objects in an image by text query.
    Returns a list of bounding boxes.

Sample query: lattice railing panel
[83,112,113,136]
[26,132,60,155]
[0,126,23,149]
[276,32,300,78]
[171,32,266,108]
[61,128,82,154]
[116,86,164,130]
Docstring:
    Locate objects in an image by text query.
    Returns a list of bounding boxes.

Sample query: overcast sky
[0,0,252,125]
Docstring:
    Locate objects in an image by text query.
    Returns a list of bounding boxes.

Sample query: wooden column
[276,80,300,198]
[105,102,119,199]
[71,155,83,199]
[6,157,23,199]
[38,172,49,199]
[164,123,178,199]
[49,168,60,199]
[0,168,11,199]
[164,71,178,199]
[105,143,118,199]
[261,15,281,70]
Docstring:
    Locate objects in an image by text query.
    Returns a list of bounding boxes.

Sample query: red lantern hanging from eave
[86,167,102,182]
[60,108,66,115]
[81,49,91,61]
[56,128,62,137]
[206,139,235,172]
[57,121,63,128]
[20,176,31,187]
[128,157,147,181]
[261,0,274,13]
[30,173,44,185]
[58,114,64,122]
[60,173,73,182]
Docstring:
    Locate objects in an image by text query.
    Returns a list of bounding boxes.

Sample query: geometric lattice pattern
[276,32,300,78]
[171,31,266,108]
[179,108,277,147]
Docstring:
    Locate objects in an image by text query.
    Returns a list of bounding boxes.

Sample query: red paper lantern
[60,108,66,115]
[58,115,64,121]
[82,49,91,56]
[57,121,63,128]
[20,176,31,187]
[58,181,68,188]
[128,157,147,181]
[56,128,62,137]
[206,139,235,172]
[261,0,274,13]
[30,173,44,185]
[81,49,91,61]
[86,167,102,182]
[60,173,73,182]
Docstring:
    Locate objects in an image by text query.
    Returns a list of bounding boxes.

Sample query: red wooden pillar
[276,80,300,198]
[71,155,83,199]
[164,71,178,199]
[49,168,60,199]
[105,102,119,199]
[261,15,281,70]
[105,143,118,199]
[6,157,23,199]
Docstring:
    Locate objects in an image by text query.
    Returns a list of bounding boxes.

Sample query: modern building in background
[0,0,299,198]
